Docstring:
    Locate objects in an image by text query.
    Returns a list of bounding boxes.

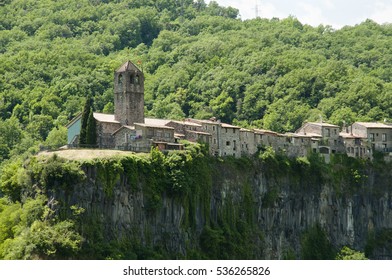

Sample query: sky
[206,0,392,29]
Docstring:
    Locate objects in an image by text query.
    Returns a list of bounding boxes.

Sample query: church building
[67,61,183,152]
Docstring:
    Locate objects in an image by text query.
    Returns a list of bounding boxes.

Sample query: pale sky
[207,0,392,29]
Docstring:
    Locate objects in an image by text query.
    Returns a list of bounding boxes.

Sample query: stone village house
[67,61,392,160]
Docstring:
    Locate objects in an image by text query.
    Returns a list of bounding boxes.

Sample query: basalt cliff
[34,148,392,259]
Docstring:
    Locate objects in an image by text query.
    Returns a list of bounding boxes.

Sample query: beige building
[339,132,370,159]
[220,123,241,157]
[352,122,392,153]
[253,129,280,150]
[296,122,343,154]
[240,128,256,156]
[283,133,313,158]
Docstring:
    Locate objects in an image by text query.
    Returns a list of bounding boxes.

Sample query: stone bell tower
[114,61,144,125]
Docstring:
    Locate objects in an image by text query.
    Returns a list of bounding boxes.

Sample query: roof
[305,122,339,128]
[354,122,392,129]
[221,123,241,129]
[174,133,185,138]
[134,122,174,130]
[186,118,221,125]
[284,132,313,138]
[115,60,142,73]
[144,118,171,127]
[253,129,278,136]
[339,132,365,139]
[186,130,211,136]
[168,120,202,127]
[93,113,120,124]
[112,125,136,135]
[299,132,322,138]
[66,112,82,128]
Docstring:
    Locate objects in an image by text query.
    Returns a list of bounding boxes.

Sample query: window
[382,133,387,142]
[325,128,330,137]
[226,141,230,146]
[233,128,235,133]
[334,129,337,135]
[213,126,215,131]
[213,138,217,144]
[225,128,228,133]
[369,133,375,141]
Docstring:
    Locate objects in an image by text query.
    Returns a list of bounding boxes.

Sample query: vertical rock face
[60,162,392,259]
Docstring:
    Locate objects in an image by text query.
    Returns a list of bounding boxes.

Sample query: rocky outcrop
[52,156,392,259]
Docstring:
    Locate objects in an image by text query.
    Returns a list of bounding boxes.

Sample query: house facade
[352,122,392,153]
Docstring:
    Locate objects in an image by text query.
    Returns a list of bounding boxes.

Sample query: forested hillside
[1,0,392,260]
[1,0,392,164]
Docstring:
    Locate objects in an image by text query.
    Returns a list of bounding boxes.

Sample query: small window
[233,128,235,133]
[382,133,387,142]
[325,128,330,137]
[213,126,215,131]
[369,133,375,141]
[225,128,228,133]
[226,141,230,146]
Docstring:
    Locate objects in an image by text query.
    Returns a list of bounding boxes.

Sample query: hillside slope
[0,0,391,164]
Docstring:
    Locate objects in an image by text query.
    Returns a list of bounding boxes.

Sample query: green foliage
[96,158,123,197]
[0,196,81,259]
[79,97,92,146]
[365,229,392,258]
[0,160,27,202]
[301,224,335,260]
[29,154,86,194]
[335,246,368,260]
[44,126,67,149]
[86,109,97,147]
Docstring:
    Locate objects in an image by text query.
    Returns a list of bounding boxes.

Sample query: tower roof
[115,60,142,73]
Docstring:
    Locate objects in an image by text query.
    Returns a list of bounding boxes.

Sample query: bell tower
[114,61,144,125]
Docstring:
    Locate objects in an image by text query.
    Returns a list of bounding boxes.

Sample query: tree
[45,126,67,150]
[335,246,368,260]
[85,109,97,147]
[79,97,92,146]
[301,224,335,260]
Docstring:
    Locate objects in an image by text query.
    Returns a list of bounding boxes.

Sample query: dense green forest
[0,0,391,259]
[1,0,392,164]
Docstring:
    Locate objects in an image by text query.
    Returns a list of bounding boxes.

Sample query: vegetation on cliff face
[0,144,390,259]
[1,0,392,259]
